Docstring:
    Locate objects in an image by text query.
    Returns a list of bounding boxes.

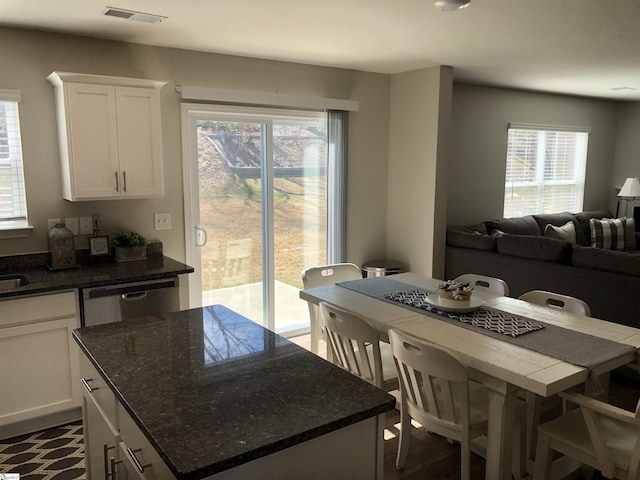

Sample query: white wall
[0,26,390,267]
[387,66,452,278]
[448,84,620,226]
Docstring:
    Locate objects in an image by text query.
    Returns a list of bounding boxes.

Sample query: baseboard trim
[0,407,82,440]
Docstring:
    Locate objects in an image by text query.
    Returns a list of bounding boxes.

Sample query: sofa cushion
[533,212,586,245]
[448,223,488,235]
[573,245,640,277]
[544,221,577,245]
[590,218,629,251]
[484,215,541,236]
[496,234,572,264]
[446,229,497,251]
[574,209,614,245]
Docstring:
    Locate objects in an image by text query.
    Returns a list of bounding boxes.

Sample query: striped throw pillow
[589,218,627,251]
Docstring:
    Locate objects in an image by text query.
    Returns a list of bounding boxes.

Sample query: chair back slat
[390,329,469,433]
[321,302,382,387]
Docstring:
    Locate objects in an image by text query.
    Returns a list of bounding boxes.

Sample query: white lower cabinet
[80,352,175,480]
[118,404,175,479]
[80,354,122,480]
[0,291,81,437]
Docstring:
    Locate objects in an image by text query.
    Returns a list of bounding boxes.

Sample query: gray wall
[0,26,390,267]
[448,83,620,226]
[613,102,640,190]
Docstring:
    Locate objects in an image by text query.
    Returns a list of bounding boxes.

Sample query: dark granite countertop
[0,253,194,299]
[73,305,396,480]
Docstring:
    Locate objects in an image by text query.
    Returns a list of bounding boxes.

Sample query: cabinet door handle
[126,447,151,474]
[115,171,119,192]
[81,377,98,393]
[103,444,115,480]
[110,456,122,480]
[123,171,127,192]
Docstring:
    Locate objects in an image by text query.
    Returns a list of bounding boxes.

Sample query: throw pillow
[589,218,627,251]
[624,217,636,251]
[544,221,576,245]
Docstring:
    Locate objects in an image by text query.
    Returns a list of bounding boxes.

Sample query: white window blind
[0,89,28,229]
[504,124,589,218]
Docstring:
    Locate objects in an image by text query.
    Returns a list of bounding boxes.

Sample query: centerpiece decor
[435,280,473,302]
[113,231,148,262]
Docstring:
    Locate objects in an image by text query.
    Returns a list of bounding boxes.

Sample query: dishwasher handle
[84,278,179,300]
[122,292,148,301]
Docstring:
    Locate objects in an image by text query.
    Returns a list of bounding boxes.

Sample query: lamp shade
[618,177,640,198]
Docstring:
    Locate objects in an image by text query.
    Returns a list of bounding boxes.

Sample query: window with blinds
[504,124,589,218]
[0,90,29,230]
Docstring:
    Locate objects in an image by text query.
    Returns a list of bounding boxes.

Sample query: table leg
[482,377,521,480]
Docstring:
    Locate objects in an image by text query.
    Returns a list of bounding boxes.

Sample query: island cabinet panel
[205,415,384,480]
[0,291,81,438]
[47,71,166,201]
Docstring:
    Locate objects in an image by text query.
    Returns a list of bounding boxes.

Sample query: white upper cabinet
[47,72,167,201]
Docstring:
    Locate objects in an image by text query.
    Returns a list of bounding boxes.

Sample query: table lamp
[616,177,640,217]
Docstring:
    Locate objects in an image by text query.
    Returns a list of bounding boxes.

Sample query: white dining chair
[518,290,591,316]
[533,391,640,480]
[320,302,398,392]
[454,273,510,296]
[301,263,361,356]
[389,328,526,480]
[518,290,592,461]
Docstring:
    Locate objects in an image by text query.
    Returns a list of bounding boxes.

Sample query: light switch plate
[65,217,79,236]
[154,212,171,230]
[79,217,93,235]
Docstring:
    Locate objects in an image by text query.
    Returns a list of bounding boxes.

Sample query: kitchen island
[73,305,396,479]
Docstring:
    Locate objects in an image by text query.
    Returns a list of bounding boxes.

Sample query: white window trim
[504,123,589,217]
[0,89,33,238]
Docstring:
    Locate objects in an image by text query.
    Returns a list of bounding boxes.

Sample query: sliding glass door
[182,105,329,335]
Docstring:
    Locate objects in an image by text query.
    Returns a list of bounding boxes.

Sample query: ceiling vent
[102,6,167,24]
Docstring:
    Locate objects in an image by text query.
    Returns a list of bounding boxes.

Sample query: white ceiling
[3,0,640,100]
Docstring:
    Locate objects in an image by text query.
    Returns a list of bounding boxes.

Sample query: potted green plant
[112,231,148,262]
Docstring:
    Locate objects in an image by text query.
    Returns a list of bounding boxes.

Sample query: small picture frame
[89,236,110,256]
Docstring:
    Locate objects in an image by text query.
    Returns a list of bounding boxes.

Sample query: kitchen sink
[0,275,29,290]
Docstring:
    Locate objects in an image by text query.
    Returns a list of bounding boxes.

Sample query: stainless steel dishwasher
[81,277,180,327]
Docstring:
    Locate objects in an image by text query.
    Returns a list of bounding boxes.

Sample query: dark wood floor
[381,368,640,479]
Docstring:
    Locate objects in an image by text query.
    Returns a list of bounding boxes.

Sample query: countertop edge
[0,255,194,299]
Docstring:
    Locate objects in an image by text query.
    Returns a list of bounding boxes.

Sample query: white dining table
[299,272,640,480]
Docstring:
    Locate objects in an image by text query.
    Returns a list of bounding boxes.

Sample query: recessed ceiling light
[434,0,470,11]
[102,6,167,24]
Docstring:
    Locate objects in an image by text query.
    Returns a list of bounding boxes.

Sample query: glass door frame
[181,103,328,333]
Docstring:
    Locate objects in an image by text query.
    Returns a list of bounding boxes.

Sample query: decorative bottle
[48,223,77,270]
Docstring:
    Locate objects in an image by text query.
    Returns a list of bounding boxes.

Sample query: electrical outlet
[47,218,61,230]
[79,217,93,235]
[65,217,79,236]
[154,212,171,230]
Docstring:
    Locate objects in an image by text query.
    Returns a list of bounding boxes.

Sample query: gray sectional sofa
[445,210,640,328]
